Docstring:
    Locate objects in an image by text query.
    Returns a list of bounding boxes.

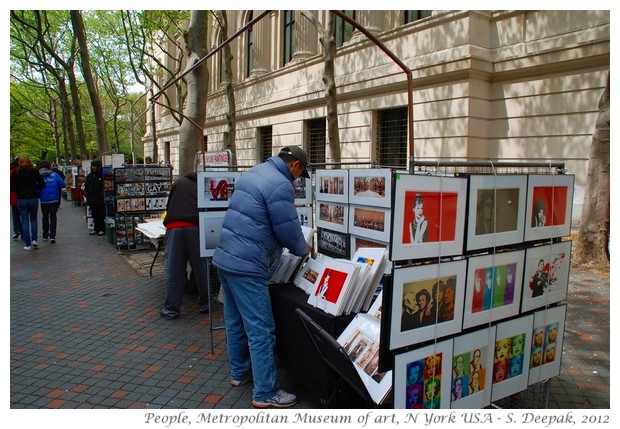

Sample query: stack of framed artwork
[385,170,575,409]
[112,165,172,248]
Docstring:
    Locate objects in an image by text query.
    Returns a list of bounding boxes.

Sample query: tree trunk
[178,10,209,177]
[575,71,610,266]
[301,11,341,166]
[71,10,108,156]
[217,11,238,166]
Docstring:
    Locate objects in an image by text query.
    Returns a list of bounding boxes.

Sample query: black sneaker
[50,239,56,244]
[12,232,21,240]
[159,308,179,320]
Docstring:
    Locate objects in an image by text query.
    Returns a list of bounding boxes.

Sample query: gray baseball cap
[280,146,310,179]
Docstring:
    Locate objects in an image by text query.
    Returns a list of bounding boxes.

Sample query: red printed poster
[401,191,458,244]
[531,186,568,227]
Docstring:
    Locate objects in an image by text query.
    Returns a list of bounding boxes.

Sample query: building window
[245,11,253,78]
[282,10,295,65]
[164,141,171,164]
[404,10,432,24]
[306,118,326,167]
[334,11,355,48]
[377,107,407,168]
[258,125,273,162]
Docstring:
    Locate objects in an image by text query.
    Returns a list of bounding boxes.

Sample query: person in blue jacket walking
[38,160,66,243]
[212,146,312,409]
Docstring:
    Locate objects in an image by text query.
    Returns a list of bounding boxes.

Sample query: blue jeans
[217,269,278,401]
[17,198,39,246]
[12,205,22,234]
[41,202,60,239]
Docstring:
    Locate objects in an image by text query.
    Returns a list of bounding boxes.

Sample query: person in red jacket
[10,158,22,240]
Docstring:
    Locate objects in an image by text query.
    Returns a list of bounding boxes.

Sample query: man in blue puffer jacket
[212,146,312,409]
[38,160,66,243]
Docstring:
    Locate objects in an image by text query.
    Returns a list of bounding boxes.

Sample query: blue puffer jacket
[212,156,308,280]
[39,168,66,204]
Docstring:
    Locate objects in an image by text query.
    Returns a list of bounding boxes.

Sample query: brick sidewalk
[10,201,609,409]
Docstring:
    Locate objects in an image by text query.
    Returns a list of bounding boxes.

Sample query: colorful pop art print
[490,314,534,402]
[315,169,349,203]
[389,259,466,350]
[521,241,571,312]
[337,313,393,404]
[348,168,392,208]
[316,201,349,233]
[196,171,242,208]
[348,204,391,242]
[462,249,525,330]
[523,174,575,242]
[394,339,453,409]
[199,211,226,257]
[528,304,566,385]
[317,227,350,259]
[450,326,496,409]
[293,176,313,205]
[296,206,313,229]
[465,174,527,252]
[391,173,467,262]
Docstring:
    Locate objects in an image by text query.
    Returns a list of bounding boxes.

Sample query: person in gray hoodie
[38,160,66,243]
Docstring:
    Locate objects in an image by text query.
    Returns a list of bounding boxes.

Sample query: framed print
[389,259,466,350]
[349,204,391,242]
[293,257,326,295]
[296,205,313,228]
[394,339,453,409]
[351,234,390,275]
[523,174,575,242]
[337,313,393,404]
[199,211,226,257]
[490,314,534,402]
[315,169,349,203]
[317,227,350,259]
[528,304,567,385]
[521,241,571,312]
[465,174,527,252]
[293,176,312,205]
[197,171,242,208]
[391,174,467,262]
[306,258,361,316]
[462,249,525,330]
[316,201,349,233]
[450,326,496,409]
[348,168,392,208]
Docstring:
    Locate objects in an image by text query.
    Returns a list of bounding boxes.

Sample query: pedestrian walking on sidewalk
[83,159,106,236]
[10,157,22,240]
[38,160,66,244]
[10,156,45,250]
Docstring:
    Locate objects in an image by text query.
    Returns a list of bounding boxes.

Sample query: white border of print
[462,249,525,330]
[393,339,453,409]
[199,211,226,257]
[521,241,572,312]
[315,169,349,204]
[389,259,466,350]
[348,204,391,242]
[348,168,392,208]
[465,174,527,252]
[197,171,242,208]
